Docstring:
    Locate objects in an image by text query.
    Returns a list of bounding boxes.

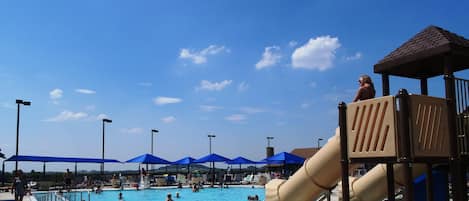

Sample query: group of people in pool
[165,192,180,201]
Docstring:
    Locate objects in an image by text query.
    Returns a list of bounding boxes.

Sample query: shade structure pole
[43,162,46,178]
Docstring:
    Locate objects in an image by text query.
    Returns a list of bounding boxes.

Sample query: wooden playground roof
[374,25,469,79]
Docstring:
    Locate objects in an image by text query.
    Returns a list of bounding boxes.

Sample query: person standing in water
[353,74,376,102]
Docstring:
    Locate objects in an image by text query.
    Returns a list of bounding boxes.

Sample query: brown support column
[397,89,413,201]
[420,78,428,95]
[444,55,466,201]
[420,79,434,201]
[425,163,434,201]
[339,102,350,201]
[382,74,390,96]
[387,163,395,201]
[383,73,394,200]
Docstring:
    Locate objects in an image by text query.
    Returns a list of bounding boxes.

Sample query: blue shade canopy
[193,153,231,163]
[125,153,171,164]
[5,155,120,163]
[263,152,305,164]
[226,156,257,165]
[172,157,196,165]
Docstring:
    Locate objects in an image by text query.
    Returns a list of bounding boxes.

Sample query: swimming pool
[40,187,265,201]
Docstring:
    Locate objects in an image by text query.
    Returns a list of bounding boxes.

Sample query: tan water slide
[265,128,425,201]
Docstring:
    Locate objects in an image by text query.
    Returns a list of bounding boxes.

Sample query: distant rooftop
[374,25,469,79]
[291,147,320,159]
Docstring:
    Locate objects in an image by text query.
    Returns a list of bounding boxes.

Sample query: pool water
[64,187,264,201]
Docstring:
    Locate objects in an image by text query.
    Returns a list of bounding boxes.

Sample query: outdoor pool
[39,187,265,201]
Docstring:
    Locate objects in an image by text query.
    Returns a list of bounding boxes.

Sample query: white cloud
[96,113,109,120]
[138,82,152,87]
[153,97,182,105]
[196,80,232,91]
[162,116,176,123]
[255,46,282,69]
[49,89,63,100]
[179,45,228,64]
[121,127,143,134]
[200,105,222,112]
[289,41,298,47]
[225,114,246,122]
[345,52,362,61]
[45,110,88,122]
[75,89,96,94]
[240,107,264,114]
[237,81,249,92]
[291,36,341,71]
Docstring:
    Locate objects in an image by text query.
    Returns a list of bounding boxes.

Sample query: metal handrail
[34,190,90,201]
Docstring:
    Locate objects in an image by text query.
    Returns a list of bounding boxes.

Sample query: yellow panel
[409,95,450,157]
[347,96,397,158]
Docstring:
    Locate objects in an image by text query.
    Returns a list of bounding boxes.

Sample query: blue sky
[1,0,469,172]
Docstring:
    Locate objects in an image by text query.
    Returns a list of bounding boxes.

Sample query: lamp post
[149,129,158,171]
[101,118,112,175]
[208,134,216,185]
[317,138,324,149]
[267,136,274,147]
[15,99,31,172]
[208,134,216,154]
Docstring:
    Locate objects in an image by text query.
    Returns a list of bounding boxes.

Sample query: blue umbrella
[263,152,304,176]
[193,153,231,163]
[172,157,196,165]
[172,157,196,175]
[226,156,257,165]
[263,152,304,164]
[125,153,171,164]
[194,153,231,185]
[226,156,258,174]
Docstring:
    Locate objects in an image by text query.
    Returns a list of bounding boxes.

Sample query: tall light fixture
[267,136,274,147]
[149,129,158,171]
[318,138,324,149]
[15,99,31,172]
[208,134,216,185]
[101,118,112,175]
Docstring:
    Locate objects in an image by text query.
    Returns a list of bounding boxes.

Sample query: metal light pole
[267,136,274,147]
[149,129,158,171]
[101,118,112,175]
[208,134,216,154]
[151,129,159,155]
[317,138,324,149]
[208,134,216,185]
[15,99,31,172]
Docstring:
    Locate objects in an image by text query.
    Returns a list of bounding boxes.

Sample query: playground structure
[265,25,469,201]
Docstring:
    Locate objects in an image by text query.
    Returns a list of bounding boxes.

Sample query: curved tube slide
[265,128,425,201]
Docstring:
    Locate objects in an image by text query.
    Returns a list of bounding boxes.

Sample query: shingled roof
[374,25,469,79]
[290,147,320,159]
